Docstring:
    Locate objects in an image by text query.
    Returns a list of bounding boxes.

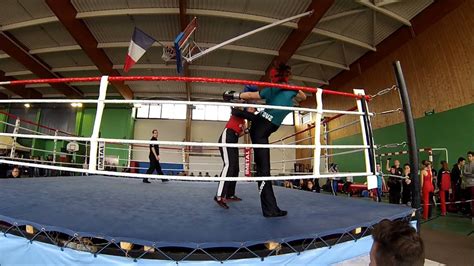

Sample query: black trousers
[389,192,401,204]
[145,156,164,179]
[402,191,411,205]
[250,116,281,216]
[217,128,239,198]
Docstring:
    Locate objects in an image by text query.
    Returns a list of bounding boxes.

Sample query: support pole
[187,10,313,62]
[393,61,421,231]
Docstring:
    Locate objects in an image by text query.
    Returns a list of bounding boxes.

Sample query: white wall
[133,119,295,176]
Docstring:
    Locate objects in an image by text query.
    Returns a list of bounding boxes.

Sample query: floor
[421,211,473,266]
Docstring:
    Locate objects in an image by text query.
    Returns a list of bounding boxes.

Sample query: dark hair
[468,151,473,156]
[372,220,424,266]
[152,129,158,134]
[440,160,447,165]
[270,62,292,83]
[457,157,466,163]
[403,163,410,168]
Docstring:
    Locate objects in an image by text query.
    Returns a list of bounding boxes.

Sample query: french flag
[123,28,156,73]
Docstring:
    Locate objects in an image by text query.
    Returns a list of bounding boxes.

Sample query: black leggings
[250,116,281,216]
[217,128,239,198]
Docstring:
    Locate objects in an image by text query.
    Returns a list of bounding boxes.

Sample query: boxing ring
[0,62,420,265]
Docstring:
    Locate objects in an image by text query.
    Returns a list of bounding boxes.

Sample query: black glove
[223,91,241,102]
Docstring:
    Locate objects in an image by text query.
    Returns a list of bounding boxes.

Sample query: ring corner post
[313,89,323,179]
[89,75,109,172]
[392,61,421,231]
[353,89,377,190]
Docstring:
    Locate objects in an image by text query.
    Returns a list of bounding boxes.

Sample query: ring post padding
[89,76,109,172]
[354,89,377,189]
[10,118,20,158]
[53,130,58,163]
[313,90,323,177]
[97,141,105,171]
[127,144,132,168]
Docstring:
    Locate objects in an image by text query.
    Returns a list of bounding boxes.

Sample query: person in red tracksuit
[421,160,434,220]
[214,86,257,209]
[437,161,451,216]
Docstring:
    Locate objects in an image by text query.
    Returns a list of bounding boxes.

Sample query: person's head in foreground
[370,219,424,266]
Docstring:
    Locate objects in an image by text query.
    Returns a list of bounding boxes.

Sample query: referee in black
[143,129,168,183]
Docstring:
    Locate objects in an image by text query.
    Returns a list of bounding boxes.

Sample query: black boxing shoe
[214,196,229,209]
[225,195,242,202]
[263,210,287,218]
[143,178,151,183]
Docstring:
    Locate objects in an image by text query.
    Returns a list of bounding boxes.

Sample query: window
[281,113,294,126]
[135,103,293,124]
[301,112,312,124]
[192,105,231,121]
[135,104,187,120]
[136,105,149,118]
[148,105,161,118]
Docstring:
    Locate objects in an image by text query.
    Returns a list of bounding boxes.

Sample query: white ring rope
[0,158,373,181]
[0,99,372,117]
[0,132,372,150]
[324,120,360,134]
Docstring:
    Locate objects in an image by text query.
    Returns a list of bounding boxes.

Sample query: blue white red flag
[123,28,156,72]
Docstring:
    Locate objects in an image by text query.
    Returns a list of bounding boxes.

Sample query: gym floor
[421,211,473,265]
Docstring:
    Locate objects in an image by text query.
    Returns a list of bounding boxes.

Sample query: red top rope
[6,76,370,100]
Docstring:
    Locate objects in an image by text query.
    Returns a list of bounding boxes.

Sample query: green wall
[76,107,135,166]
[0,112,7,133]
[332,104,474,179]
[3,106,134,167]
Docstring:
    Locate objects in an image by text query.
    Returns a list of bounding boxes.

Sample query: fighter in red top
[214,86,257,209]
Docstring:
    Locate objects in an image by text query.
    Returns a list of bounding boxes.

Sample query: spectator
[306,179,319,193]
[463,151,474,218]
[342,175,353,196]
[437,161,451,216]
[190,172,195,177]
[387,166,402,204]
[283,180,293,189]
[401,164,412,206]
[369,219,424,266]
[329,163,340,196]
[451,157,465,209]
[198,172,203,177]
[386,158,402,176]
[0,161,8,178]
[205,172,210,177]
[297,179,306,190]
[373,164,386,202]
[7,167,21,178]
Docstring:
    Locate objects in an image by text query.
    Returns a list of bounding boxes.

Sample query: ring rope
[0,158,374,181]
[0,132,372,150]
[0,76,371,100]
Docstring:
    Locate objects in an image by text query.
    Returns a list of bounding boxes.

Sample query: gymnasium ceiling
[0,0,435,100]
